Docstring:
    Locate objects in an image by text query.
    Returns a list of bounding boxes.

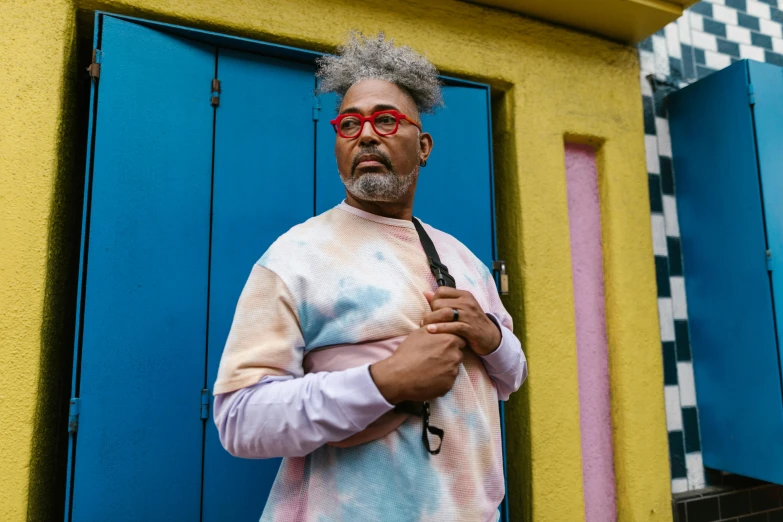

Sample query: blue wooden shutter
[68,15,215,520]
[415,84,496,268]
[71,13,511,518]
[747,61,783,396]
[201,48,316,522]
[668,60,783,483]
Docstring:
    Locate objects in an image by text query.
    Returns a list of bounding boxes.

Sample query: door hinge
[492,260,509,296]
[87,49,102,81]
[312,96,321,121]
[748,83,755,106]
[211,79,221,107]
[201,389,210,420]
[68,398,81,433]
[767,250,773,272]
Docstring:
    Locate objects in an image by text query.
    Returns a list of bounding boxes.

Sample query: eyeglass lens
[339,113,399,137]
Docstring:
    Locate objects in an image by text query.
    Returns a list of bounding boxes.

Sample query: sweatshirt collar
[337,200,416,230]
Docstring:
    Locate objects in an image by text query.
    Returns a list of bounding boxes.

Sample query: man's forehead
[339,79,419,116]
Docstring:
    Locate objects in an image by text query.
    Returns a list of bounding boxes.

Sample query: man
[213,32,527,522]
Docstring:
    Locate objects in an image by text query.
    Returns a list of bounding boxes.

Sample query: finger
[421,308,457,326]
[429,297,462,312]
[441,288,482,313]
[426,322,470,336]
[432,286,467,300]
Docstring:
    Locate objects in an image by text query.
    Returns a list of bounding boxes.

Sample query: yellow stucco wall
[1,1,79,520]
[0,0,670,520]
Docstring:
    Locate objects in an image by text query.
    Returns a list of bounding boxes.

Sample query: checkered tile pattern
[639,0,783,494]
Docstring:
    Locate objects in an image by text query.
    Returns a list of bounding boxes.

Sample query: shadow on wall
[26,10,95,522]
[491,86,533,522]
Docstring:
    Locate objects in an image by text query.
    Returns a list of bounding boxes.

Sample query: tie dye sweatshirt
[213,202,527,522]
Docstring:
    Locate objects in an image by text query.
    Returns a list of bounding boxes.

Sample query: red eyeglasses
[330,110,422,139]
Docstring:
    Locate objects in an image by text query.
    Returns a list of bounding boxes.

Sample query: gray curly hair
[316,32,443,115]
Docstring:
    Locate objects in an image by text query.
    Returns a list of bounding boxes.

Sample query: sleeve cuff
[480,313,522,376]
[331,364,394,429]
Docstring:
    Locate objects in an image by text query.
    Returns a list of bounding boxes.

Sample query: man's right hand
[369,327,465,404]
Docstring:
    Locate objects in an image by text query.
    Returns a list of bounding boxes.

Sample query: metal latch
[68,398,81,433]
[87,49,102,80]
[201,389,210,420]
[211,79,221,107]
[312,95,321,121]
[492,260,509,295]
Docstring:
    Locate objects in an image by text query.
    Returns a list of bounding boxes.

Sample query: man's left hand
[421,287,501,356]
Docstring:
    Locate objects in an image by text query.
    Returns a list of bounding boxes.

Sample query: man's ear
[419,132,434,165]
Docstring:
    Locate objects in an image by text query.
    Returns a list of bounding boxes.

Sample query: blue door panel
[201,48,317,522]
[70,15,215,520]
[73,13,508,518]
[668,60,783,483]
[748,61,783,388]
[315,91,343,214]
[417,85,494,268]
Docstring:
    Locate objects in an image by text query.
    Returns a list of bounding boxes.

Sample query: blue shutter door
[668,60,783,483]
[416,85,495,267]
[201,49,316,521]
[748,61,783,412]
[71,13,508,517]
[315,91,342,213]
[68,15,214,520]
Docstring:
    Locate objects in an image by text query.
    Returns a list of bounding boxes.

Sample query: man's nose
[358,120,380,145]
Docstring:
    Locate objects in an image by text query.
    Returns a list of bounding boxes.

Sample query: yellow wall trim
[468,0,697,43]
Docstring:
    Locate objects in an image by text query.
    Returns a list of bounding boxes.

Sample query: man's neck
[344,192,414,221]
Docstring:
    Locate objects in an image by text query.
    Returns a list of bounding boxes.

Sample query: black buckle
[393,401,444,455]
[421,402,444,455]
[394,400,424,416]
[429,258,456,289]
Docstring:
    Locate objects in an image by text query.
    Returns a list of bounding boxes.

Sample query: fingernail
[427,325,437,332]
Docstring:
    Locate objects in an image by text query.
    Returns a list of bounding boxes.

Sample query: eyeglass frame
[330,109,422,139]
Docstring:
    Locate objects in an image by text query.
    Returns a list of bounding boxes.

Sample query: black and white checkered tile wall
[639,0,783,494]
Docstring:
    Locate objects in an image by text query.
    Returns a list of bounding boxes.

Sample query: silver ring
[452,308,459,322]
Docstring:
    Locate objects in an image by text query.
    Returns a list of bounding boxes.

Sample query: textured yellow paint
[0,0,671,520]
[0,1,76,519]
[599,137,673,521]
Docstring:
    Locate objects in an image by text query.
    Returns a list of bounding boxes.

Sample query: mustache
[351,147,393,174]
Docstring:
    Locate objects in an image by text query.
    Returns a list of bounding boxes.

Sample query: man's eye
[376,115,396,125]
[340,119,360,130]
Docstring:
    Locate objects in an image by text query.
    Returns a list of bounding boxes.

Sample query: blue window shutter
[669,60,783,484]
[415,84,495,269]
[748,60,783,395]
[201,48,316,522]
[68,14,215,521]
[70,12,511,520]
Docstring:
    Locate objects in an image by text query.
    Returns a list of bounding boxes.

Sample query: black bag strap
[392,217,454,455]
[412,217,456,289]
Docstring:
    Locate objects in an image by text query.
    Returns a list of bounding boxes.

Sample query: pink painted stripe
[565,143,617,522]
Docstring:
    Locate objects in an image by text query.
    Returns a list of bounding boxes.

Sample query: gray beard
[340,166,419,202]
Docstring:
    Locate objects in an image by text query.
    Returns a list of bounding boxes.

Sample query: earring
[420,160,427,167]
